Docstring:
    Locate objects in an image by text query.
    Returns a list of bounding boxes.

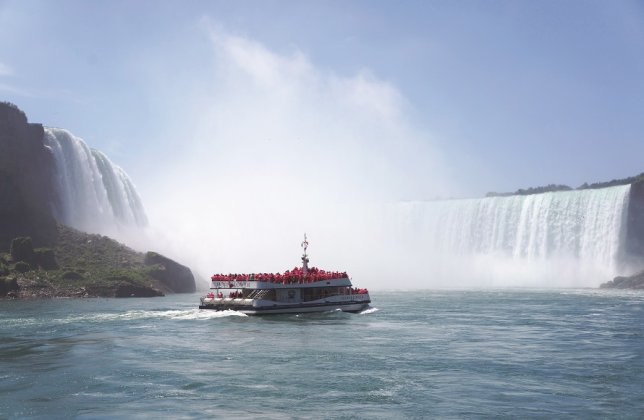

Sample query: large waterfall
[44,127,147,236]
[384,185,631,288]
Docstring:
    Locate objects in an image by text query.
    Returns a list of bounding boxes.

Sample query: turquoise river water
[2,290,644,418]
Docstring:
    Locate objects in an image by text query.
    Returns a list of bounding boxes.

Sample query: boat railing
[246,289,272,299]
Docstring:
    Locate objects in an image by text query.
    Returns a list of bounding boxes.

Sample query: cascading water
[385,185,631,287]
[92,149,147,226]
[44,127,148,236]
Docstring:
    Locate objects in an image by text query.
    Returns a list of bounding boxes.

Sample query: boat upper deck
[207,235,369,293]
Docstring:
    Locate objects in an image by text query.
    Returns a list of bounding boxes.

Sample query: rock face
[145,252,196,293]
[600,272,644,290]
[0,102,58,250]
[113,283,165,298]
[625,179,644,258]
[86,279,164,298]
[0,277,19,296]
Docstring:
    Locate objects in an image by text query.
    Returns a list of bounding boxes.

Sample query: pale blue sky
[1,0,644,199]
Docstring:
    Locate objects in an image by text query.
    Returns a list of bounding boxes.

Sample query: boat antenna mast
[301,233,309,276]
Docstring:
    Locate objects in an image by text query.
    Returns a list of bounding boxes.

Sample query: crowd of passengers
[205,291,239,299]
[210,266,349,284]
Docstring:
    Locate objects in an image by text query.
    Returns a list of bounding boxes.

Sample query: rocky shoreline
[600,271,644,290]
[1,271,165,299]
[0,225,196,299]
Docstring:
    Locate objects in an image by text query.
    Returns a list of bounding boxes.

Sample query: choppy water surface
[2,290,644,418]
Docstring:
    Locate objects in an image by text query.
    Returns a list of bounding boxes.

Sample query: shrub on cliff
[13,261,30,273]
[35,248,58,270]
[62,271,84,280]
[10,237,35,264]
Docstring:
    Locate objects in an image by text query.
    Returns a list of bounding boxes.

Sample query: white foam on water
[360,307,380,315]
[59,308,247,324]
[174,309,248,319]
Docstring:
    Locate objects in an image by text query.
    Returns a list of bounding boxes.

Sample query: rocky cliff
[0,102,58,248]
[0,224,196,298]
[144,252,196,293]
[600,271,644,290]
[0,102,196,297]
[602,184,644,289]
[625,179,644,258]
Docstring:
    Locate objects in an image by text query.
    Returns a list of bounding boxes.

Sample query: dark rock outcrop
[10,236,35,265]
[144,251,196,293]
[85,276,164,298]
[0,277,19,296]
[625,179,644,258]
[0,258,8,275]
[62,271,84,281]
[600,271,644,290]
[35,248,58,270]
[12,261,30,273]
[114,283,164,298]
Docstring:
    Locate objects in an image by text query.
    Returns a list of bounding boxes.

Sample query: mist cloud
[135,23,628,291]
[140,24,452,286]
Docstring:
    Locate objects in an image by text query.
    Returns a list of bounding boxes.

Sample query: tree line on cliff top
[486,173,644,198]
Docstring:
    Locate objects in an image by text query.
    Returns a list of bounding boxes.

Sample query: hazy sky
[2,0,644,198]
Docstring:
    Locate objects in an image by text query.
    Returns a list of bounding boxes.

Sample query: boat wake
[359,307,379,315]
[294,308,345,318]
[172,309,248,320]
[61,309,248,324]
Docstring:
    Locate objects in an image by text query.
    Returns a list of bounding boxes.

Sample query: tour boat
[199,235,371,315]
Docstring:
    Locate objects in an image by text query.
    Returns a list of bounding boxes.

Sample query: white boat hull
[199,299,370,315]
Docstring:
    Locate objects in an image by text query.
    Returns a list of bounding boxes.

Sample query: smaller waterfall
[44,127,148,235]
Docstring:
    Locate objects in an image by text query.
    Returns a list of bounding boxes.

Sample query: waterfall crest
[44,127,148,235]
